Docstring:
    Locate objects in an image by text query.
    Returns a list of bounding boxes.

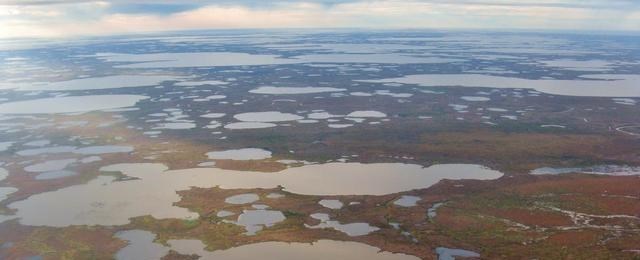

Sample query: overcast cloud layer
[0,0,639,38]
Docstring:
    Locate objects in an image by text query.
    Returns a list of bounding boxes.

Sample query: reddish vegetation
[512,175,640,196]
[162,250,200,260]
[433,174,640,259]
[489,208,573,227]
[2,114,640,259]
[546,230,602,247]
[0,220,124,259]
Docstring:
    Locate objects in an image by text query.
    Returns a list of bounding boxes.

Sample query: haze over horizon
[1,0,639,39]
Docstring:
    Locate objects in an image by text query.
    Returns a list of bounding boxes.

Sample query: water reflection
[115,230,420,260]
[9,163,503,226]
[361,74,640,97]
[0,95,148,114]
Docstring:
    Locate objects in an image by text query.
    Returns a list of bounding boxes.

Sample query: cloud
[0,0,638,38]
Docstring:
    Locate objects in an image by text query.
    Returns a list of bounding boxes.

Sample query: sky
[0,0,639,38]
